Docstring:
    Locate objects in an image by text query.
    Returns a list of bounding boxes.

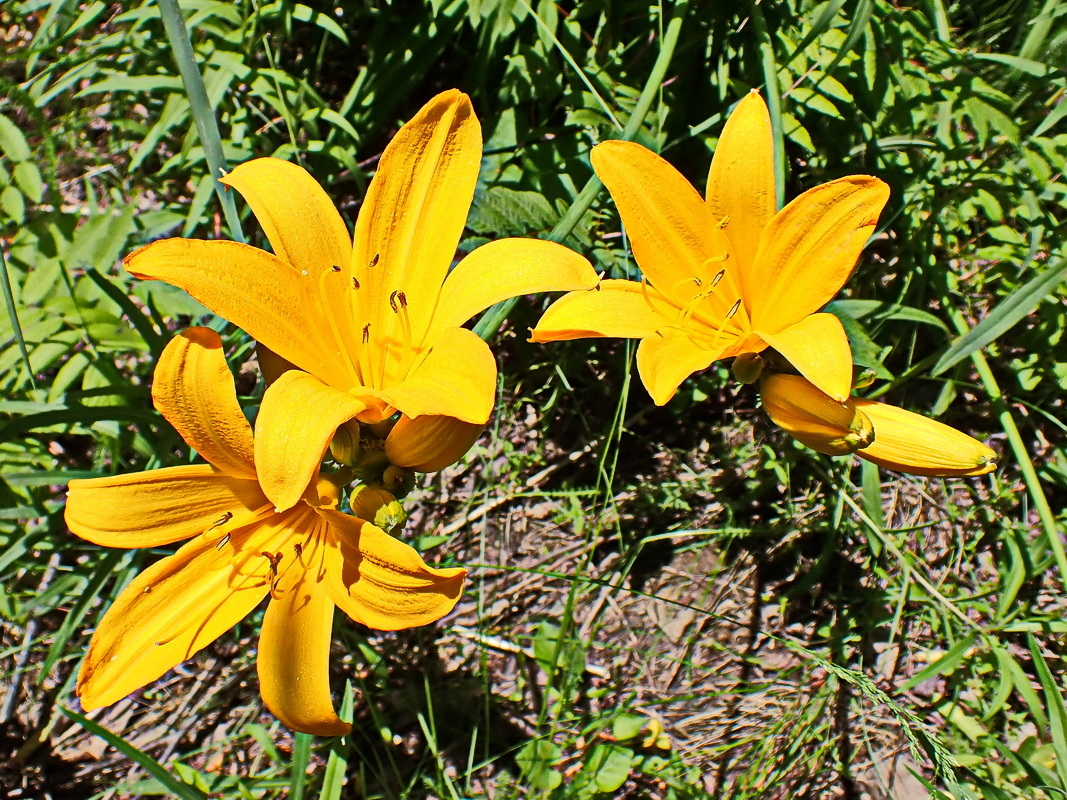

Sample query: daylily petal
[854,399,998,477]
[351,90,481,353]
[428,238,598,341]
[590,141,725,309]
[707,91,776,277]
[125,239,349,386]
[318,508,465,631]
[530,279,677,341]
[759,313,854,402]
[747,176,890,331]
[384,414,484,472]
[258,522,350,736]
[153,327,255,479]
[66,465,269,548]
[256,343,296,387]
[380,327,496,424]
[220,158,352,278]
[77,527,271,710]
[255,372,367,512]
[636,328,722,406]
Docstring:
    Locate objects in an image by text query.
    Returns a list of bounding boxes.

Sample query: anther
[726,299,742,318]
[397,290,407,309]
[215,533,231,550]
[389,290,400,312]
[711,270,725,288]
[352,277,360,289]
[208,511,232,531]
[368,253,380,268]
[331,265,341,272]
[294,542,303,558]
[717,215,730,229]
[262,551,282,578]
[362,323,370,343]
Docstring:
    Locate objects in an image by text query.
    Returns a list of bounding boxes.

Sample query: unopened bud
[329,420,362,465]
[760,373,874,455]
[732,352,764,384]
[384,414,484,472]
[382,465,416,498]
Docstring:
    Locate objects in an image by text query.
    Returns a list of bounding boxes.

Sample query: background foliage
[2,0,1066,797]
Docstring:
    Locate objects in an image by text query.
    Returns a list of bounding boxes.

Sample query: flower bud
[852,399,997,477]
[732,352,764,384]
[329,420,362,466]
[384,414,484,472]
[760,373,874,455]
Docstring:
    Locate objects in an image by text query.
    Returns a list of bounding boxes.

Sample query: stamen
[352,277,360,290]
[368,253,380,268]
[362,323,371,344]
[331,265,342,272]
[396,290,407,309]
[711,270,725,288]
[215,533,231,550]
[717,215,730,229]
[294,543,303,558]
[389,290,400,313]
[207,511,233,531]
[317,266,362,383]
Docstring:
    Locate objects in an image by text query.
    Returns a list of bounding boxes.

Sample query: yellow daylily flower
[760,373,997,477]
[532,91,890,406]
[65,328,465,736]
[125,90,598,511]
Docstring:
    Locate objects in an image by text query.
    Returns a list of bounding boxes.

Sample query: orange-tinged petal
[351,90,481,353]
[256,343,296,387]
[590,141,724,310]
[530,279,678,341]
[384,414,484,472]
[255,372,367,512]
[318,508,465,631]
[153,327,255,479]
[380,327,496,424]
[758,313,853,402]
[636,328,722,406]
[747,176,889,331]
[760,374,874,455]
[258,524,350,736]
[125,239,349,386]
[707,91,776,277]
[77,528,271,710]
[220,158,352,278]
[66,465,269,548]
[429,238,598,340]
[853,399,998,477]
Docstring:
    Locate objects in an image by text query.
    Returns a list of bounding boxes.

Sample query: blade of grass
[749,1,785,209]
[62,708,209,800]
[85,267,167,358]
[321,682,354,800]
[290,732,313,800]
[1027,634,1067,788]
[0,243,37,398]
[931,258,1067,376]
[157,0,244,243]
[947,309,1065,587]
[473,2,688,340]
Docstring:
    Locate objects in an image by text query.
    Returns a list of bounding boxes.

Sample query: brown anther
[389,290,400,312]
[331,265,342,272]
[711,270,725,288]
[294,542,303,558]
[262,551,282,577]
[208,511,233,530]
[727,298,742,318]
[396,290,407,308]
[352,277,360,289]
[368,253,380,268]
[362,323,370,343]
[215,533,231,550]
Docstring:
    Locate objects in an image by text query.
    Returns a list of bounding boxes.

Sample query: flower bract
[125,90,598,511]
[531,91,890,406]
[65,328,465,736]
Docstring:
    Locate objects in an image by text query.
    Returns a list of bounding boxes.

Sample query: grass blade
[0,244,37,397]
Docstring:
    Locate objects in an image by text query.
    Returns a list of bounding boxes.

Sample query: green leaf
[584,743,633,792]
[516,739,563,791]
[931,258,1067,376]
[0,114,31,162]
[1028,635,1067,787]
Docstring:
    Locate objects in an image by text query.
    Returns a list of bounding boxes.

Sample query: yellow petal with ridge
[748,176,889,332]
[430,238,598,341]
[254,372,367,512]
[636,328,722,406]
[319,509,466,631]
[707,91,776,275]
[351,90,481,357]
[854,399,997,477]
[258,521,350,736]
[531,279,677,341]
[77,524,273,710]
[126,239,347,385]
[66,464,269,548]
[758,313,854,403]
[153,327,256,479]
[221,158,352,279]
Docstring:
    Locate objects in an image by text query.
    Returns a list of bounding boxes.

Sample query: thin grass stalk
[0,243,37,398]
[949,310,1066,585]
[473,2,689,340]
[157,0,244,243]
[749,1,785,210]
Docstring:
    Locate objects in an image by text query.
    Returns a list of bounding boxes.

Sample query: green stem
[157,0,244,242]
[949,311,1065,584]
[473,2,688,340]
[750,1,786,209]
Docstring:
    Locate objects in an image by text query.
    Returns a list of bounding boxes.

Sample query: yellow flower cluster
[66,90,995,735]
